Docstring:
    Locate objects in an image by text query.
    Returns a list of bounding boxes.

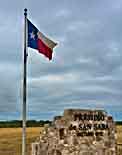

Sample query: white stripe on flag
[37,32,57,50]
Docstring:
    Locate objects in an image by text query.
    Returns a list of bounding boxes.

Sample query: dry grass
[0,126,121,155]
[116,125,122,144]
[0,127,41,155]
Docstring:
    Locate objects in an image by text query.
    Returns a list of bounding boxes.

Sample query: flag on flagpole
[27,19,57,60]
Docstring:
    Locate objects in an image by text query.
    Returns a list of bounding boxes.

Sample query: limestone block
[31,109,117,155]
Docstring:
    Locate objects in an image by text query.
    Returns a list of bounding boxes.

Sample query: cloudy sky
[0,0,122,121]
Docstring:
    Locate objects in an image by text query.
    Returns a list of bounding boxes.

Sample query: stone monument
[32,109,117,155]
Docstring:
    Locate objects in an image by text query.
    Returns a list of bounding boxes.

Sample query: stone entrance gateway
[32,109,117,155]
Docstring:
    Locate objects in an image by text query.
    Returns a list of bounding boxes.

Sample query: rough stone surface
[32,109,117,155]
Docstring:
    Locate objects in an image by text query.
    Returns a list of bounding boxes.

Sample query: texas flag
[27,19,57,60]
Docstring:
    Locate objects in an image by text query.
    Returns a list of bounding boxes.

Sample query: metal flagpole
[22,8,28,155]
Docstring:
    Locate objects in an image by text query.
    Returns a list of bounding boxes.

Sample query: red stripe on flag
[37,38,53,60]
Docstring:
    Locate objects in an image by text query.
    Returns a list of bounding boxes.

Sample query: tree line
[0,120,121,128]
[0,120,52,128]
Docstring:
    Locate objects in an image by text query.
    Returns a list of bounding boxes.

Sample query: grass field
[116,125,122,144]
[0,127,41,155]
[0,126,122,155]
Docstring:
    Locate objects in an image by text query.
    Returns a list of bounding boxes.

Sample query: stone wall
[32,109,117,155]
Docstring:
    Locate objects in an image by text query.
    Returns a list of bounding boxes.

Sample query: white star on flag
[30,31,35,39]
